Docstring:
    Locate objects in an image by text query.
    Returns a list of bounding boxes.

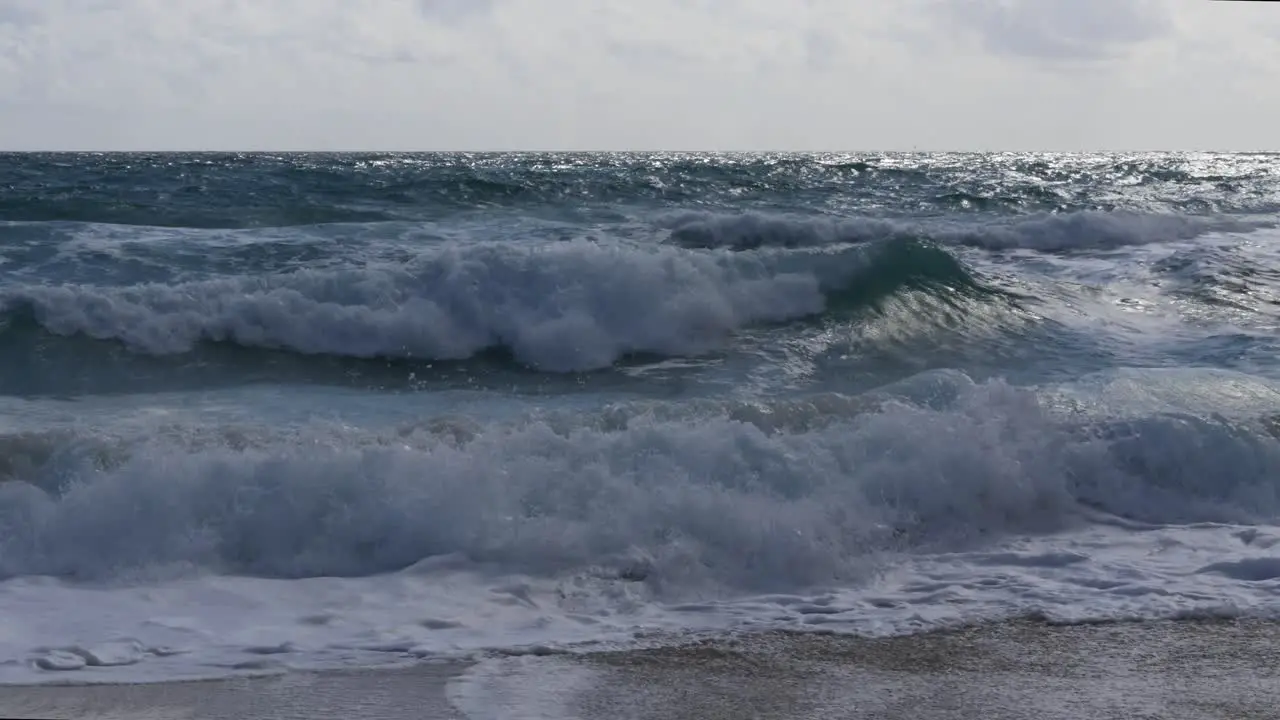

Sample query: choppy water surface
[2,152,1279,682]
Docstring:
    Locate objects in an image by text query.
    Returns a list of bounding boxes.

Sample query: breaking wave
[2,373,1278,589]
[0,238,992,373]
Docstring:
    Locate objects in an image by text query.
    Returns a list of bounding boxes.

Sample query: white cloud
[0,0,1276,150]
[944,0,1172,62]
[417,0,496,25]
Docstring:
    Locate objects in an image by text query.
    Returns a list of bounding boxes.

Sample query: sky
[0,0,1278,151]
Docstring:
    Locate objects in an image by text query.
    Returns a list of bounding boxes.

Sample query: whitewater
[1,151,1279,685]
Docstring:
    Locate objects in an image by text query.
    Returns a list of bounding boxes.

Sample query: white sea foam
[2,524,1276,686]
[1,372,1279,683]
[0,378,1070,583]
[3,373,1279,583]
[3,239,848,371]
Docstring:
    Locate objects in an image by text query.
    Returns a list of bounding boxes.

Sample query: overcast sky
[1,0,1277,150]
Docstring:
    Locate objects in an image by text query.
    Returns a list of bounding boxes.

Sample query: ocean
[1,151,1279,685]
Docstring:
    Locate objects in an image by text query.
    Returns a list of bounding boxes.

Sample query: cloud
[943,0,1173,62]
[418,0,496,25]
[0,3,42,27]
[0,0,1275,150]
[801,29,839,71]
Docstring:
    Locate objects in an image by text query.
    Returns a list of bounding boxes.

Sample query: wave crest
[4,241,827,372]
[1,239,988,373]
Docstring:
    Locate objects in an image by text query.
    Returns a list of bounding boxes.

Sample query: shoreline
[3,618,1279,719]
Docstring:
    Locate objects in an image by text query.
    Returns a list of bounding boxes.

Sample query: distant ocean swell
[661,209,1266,252]
[2,152,1279,229]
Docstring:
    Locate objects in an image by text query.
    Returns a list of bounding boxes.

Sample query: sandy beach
[3,618,1277,719]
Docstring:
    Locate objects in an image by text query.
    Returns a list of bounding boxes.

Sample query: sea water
[1,152,1278,683]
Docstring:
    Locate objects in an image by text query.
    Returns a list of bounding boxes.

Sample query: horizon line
[3,148,1280,154]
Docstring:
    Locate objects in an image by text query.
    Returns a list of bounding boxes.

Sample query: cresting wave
[0,237,989,372]
[2,373,1279,588]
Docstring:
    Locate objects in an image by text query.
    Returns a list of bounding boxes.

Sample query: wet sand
[2,619,1277,719]
[578,618,1280,720]
[0,664,468,720]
